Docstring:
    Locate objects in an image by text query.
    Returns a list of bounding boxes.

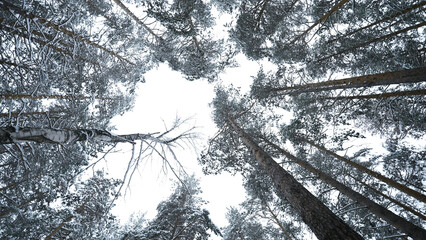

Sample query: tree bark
[111,0,162,41]
[301,137,426,203]
[0,20,98,65]
[325,2,426,45]
[44,201,87,240]
[0,127,156,145]
[315,21,426,63]
[264,138,426,240]
[348,173,426,221]
[0,93,118,101]
[228,117,363,240]
[0,0,133,65]
[0,111,63,118]
[321,89,426,100]
[264,201,294,240]
[169,192,187,240]
[0,194,41,218]
[285,0,349,47]
[269,67,426,95]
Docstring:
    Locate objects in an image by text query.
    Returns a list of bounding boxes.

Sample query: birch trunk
[0,127,154,145]
[0,93,118,101]
[228,117,363,240]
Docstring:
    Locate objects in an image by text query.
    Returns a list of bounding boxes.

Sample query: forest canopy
[0,0,425,239]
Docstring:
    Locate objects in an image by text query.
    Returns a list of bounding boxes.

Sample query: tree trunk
[44,201,87,240]
[285,0,349,47]
[264,201,294,240]
[321,89,426,100]
[269,67,426,95]
[264,138,426,240]
[169,192,187,240]
[315,21,426,63]
[0,111,63,118]
[0,0,133,65]
[325,2,426,45]
[111,0,162,41]
[0,93,118,101]
[0,20,98,65]
[0,58,33,71]
[0,127,156,145]
[0,194,41,218]
[254,0,271,30]
[87,0,120,28]
[348,173,426,221]
[228,117,363,240]
[301,137,426,203]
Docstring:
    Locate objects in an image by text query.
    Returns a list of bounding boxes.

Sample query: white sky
[104,55,261,234]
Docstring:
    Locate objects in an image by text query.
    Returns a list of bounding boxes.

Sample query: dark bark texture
[228,117,363,240]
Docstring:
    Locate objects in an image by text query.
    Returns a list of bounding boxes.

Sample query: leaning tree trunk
[228,117,363,240]
[321,89,426,100]
[44,201,87,240]
[0,93,118,101]
[0,127,155,145]
[0,194,42,218]
[0,0,133,65]
[264,138,426,240]
[0,111,63,118]
[263,201,294,240]
[325,1,426,45]
[111,0,162,40]
[316,21,426,63]
[300,137,426,203]
[347,173,426,221]
[269,67,426,95]
[285,0,349,47]
[0,22,97,65]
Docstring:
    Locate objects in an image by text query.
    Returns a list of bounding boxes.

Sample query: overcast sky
[102,55,261,233]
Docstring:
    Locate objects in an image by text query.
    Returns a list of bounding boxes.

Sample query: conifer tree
[121,176,221,240]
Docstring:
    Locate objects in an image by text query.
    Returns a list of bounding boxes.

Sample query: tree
[121,176,221,240]
[228,0,305,61]
[298,136,426,203]
[252,66,426,97]
[263,137,426,239]
[202,88,363,239]
[1,170,120,239]
[349,173,426,221]
[2,0,425,238]
[237,168,303,239]
[283,0,350,48]
[0,116,196,239]
[222,207,271,240]
[314,22,426,64]
[44,171,120,239]
[320,89,426,100]
[111,0,234,81]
